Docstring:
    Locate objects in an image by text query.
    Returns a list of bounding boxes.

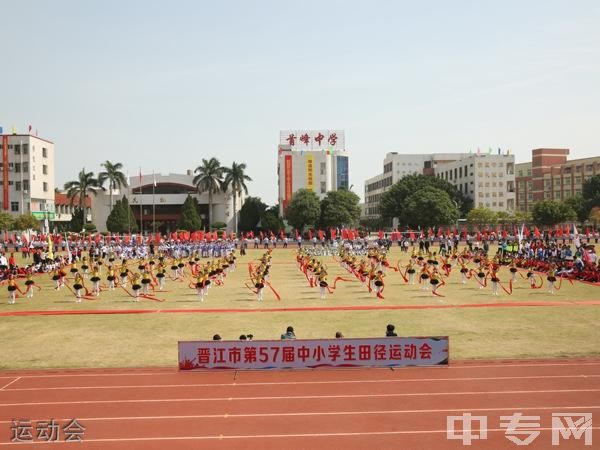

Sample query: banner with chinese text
[306,155,314,191]
[280,130,345,151]
[178,337,449,370]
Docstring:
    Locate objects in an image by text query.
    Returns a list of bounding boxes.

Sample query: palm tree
[222,162,252,233]
[98,161,128,211]
[64,168,101,224]
[193,158,223,229]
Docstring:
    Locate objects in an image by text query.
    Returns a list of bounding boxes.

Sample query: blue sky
[2,0,599,204]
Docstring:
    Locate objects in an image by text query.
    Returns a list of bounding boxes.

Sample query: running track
[0,359,598,448]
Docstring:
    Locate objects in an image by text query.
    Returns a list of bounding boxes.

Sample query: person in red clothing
[8,253,16,268]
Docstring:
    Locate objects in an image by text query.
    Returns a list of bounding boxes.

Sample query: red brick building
[515,149,600,212]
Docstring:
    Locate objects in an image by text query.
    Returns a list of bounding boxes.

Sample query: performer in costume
[406,261,416,285]
[141,269,152,295]
[373,270,385,299]
[81,257,89,279]
[52,269,62,290]
[254,273,265,301]
[195,273,205,302]
[317,268,328,300]
[490,266,500,296]
[119,261,129,287]
[527,270,536,288]
[509,260,518,283]
[430,269,442,296]
[131,273,142,301]
[460,261,470,284]
[73,273,84,302]
[90,267,101,296]
[547,264,557,294]
[7,275,18,304]
[420,265,430,291]
[106,266,116,291]
[156,263,166,290]
[24,273,35,298]
[69,262,79,276]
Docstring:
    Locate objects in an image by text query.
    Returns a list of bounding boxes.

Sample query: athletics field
[0,246,598,370]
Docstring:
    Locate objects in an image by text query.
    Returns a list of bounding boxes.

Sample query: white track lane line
[1,388,599,407]
[0,377,20,390]
[1,405,599,424]
[3,374,598,392]
[0,427,598,445]
[0,361,598,379]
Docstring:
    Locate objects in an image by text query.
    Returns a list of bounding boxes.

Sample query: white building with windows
[89,171,243,233]
[277,130,349,215]
[434,153,516,212]
[363,152,464,219]
[0,133,55,223]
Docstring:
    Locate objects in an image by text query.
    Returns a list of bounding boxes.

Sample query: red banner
[2,136,8,210]
[284,155,292,210]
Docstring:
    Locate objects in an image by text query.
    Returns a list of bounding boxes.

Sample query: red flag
[477,231,481,241]
[409,230,416,241]
[124,233,131,244]
[87,233,92,244]
[308,230,313,240]
[248,230,253,239]
[378,230,384,239]
[155,233,161,244]
[534,227,541,238]
[319,230,324,240]
[341,229,348,240]
[557,227,563,237]
[502,229,507,238]
[330,228,336,240]
[136,234,142,244]
[94,233,101,244]
[230,231,235,240]
[213,231,218,241]
[428,228,433,237]
[523,225,530,237]
[221,230,227,240]
[437,227,443,238]
[563,224,570,235]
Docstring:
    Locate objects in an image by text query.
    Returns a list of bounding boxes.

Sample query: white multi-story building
[89,171,243,233]
[434,153,516,212]
[0,133,55,224]
[277,130,349,215]
[363,152,464,219]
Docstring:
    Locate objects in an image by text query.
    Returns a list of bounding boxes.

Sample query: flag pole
[139,168,143,237]
[152,171,156,234]
[126,171,131,234]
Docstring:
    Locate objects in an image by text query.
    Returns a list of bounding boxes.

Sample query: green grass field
[0,246,598,370]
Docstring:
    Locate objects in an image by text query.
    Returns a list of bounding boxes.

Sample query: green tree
[193,158,224,229]
[261,205,284,232]
[179,195,202,231]
[68,207,84,232]
[64,168,100,224]
[285,189,320,232]
[466,207,498,227]
[582,174,600,208]
[590,207,600,227]
[531,200,577,226]
[13,214,39,231]
[98,161,128,212]
[402,187,459,228]
[0,212,14,231]
[563,195,589,223]
[221,162,252,234]
[319,189,361,228]
[106,196,138,233]
[238,196,268,231]
[380,174,471,223]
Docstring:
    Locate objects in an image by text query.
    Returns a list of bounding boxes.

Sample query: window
[586,165,593,172]
[14,163,20,173]
[575,176,582,183]
[499,202,504,207]
[499,191,504,197]
[528,193,533,200]
[23,144,28,155]
[320,181,326,194]
[23,180,29,191]
[15,181,21,191]
[10,202,18,212]
[42,165,48,175]
[23,162,29,173]
[14,145,20,155]
[478,163,483,168]
[43,182,48,192]
[478,192,484,198]
[479,202,484,207]
[485,162,490,168]
[555,179,560,186]
[42,147,48,158]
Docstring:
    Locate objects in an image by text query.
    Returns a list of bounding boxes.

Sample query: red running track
[0,359,599,449]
